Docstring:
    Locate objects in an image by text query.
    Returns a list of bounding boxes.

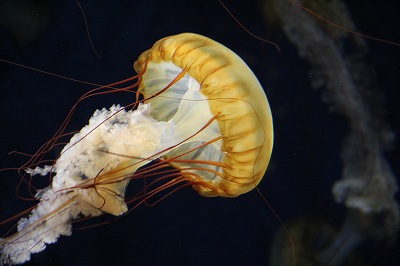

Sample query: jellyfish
[0,33,273,264]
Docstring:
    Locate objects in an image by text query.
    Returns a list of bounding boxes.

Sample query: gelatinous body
[0,33,272,264]
[135,33,273,196]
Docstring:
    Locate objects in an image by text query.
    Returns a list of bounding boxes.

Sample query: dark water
[0,1,399,265]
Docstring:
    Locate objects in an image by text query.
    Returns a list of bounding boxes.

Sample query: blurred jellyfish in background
[0,0,399,265]
[268,0,399,265]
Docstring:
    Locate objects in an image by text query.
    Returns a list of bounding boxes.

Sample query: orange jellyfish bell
[134,32,273,197]
[1,32,273,264]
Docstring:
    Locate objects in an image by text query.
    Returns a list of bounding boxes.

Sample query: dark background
[0,0,399,265]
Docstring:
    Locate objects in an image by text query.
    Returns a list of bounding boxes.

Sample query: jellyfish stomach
[38,88,219,218]
[52,95,222,215]
[52,94,220,211]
